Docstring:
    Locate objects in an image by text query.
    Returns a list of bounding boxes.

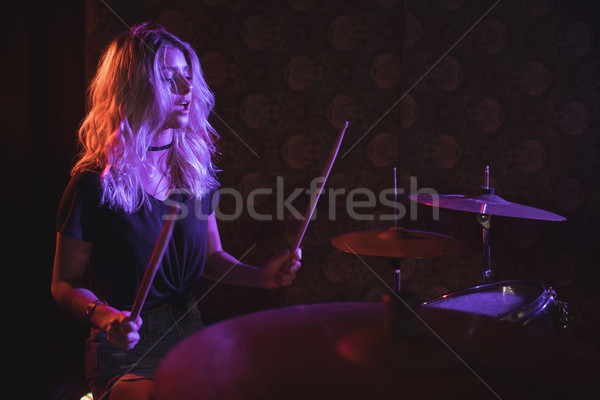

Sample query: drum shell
[421,280,565,334]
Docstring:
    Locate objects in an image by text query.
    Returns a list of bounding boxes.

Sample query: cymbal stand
[390,168,420,306]
[392,167,402,294]
[393,262,403,295]
[478,166,493,283]
[478,213,492,283]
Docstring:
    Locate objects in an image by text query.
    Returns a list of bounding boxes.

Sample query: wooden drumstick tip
[289,121,348,255]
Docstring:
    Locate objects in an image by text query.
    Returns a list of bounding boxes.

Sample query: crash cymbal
[409,192,566,221]
[331,227,459,258]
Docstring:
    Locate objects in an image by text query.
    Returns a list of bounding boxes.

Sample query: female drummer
[51,22,301,400]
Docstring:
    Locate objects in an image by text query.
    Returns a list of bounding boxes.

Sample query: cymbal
[409,192,566,221]
[331,227,459,258]
[154,302,598,400]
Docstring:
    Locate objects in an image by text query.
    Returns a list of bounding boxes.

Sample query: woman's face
[160,47,192,130]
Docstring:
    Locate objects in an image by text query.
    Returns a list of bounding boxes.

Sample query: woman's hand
[103,309,143,350]
[259,248,302,289]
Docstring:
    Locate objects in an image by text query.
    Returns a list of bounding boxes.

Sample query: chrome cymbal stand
[478,166,493,284]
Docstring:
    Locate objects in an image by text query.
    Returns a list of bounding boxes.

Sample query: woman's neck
[150,129,174,149]
[143,130,173,200]
[147,129,174,169]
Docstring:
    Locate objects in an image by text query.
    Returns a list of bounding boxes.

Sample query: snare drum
[421,280,568,334]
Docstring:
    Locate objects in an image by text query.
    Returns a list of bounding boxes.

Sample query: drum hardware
[479,166,493,283]
[331,227,459,295]
[547,287,570,335]
[330,166,570,335]
[421,280,569,334]
[478,212,492,283]
[330,227,460,260]
[330,226,458,320]
[409,165,567,284]
[331,167,459,298]
[408,165,566,220]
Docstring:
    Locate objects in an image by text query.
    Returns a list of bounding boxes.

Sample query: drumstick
[289,121,348,259]
[130,203,180,320]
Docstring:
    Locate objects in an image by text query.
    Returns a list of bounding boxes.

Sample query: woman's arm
[52,233,110,328]
[51,233,141,349]
[203,212,301,288]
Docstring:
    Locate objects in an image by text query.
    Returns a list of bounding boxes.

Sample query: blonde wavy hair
[73,22,219,212]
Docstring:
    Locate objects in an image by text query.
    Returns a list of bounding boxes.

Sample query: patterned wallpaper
[396,0,600,348]
[85,0,599,348]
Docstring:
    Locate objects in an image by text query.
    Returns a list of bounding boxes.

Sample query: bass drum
[421,280,568,334]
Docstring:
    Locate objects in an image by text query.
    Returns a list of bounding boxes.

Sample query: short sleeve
[56,171,102,242]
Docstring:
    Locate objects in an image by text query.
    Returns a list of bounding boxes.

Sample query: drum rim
[421,279,554,323]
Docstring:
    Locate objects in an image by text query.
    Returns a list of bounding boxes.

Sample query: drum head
[422,280,549,322]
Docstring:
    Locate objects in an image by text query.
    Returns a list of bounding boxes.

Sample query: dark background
[3,0,599,398]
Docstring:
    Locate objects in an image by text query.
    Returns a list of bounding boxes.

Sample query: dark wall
[2,1,87,398]
[5,0,599,398]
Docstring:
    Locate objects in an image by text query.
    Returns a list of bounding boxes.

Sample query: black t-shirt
[56,171,219,310]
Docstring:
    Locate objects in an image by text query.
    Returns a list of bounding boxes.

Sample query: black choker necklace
[148,141,174,151]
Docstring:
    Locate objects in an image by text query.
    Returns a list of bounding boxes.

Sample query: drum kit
[331,165,569,334]
[154,165,593,400]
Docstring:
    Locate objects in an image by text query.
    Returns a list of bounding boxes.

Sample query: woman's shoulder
[57,169,104,237]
